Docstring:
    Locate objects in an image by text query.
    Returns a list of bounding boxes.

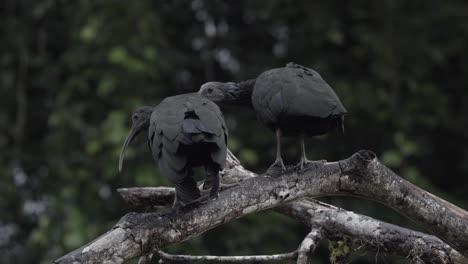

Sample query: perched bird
[119,93,228,207]
[199,62,346,171]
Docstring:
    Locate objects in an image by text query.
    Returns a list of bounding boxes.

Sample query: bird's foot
[297,159,327,170]
[172,196,207,212]
[200,182,236,197]
[266,160,287,177]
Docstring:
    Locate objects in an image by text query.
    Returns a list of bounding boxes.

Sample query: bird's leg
[298,131,326,170]
[273,128,286,169]
[205,164,220,199]
[266,128,286,176]
[299,131,309,170]
[172,169,205,209]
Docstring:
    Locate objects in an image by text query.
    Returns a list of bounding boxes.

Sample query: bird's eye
[132,114,138,121]
[207,88,214,93]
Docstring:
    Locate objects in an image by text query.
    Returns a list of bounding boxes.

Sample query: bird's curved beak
[118,125,141,173]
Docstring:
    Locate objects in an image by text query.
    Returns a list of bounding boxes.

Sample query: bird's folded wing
[174,176,200,204]
[282,69,345,118]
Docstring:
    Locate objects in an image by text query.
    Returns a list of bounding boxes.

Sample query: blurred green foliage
[329,240,351,264]
[1,0,468,263]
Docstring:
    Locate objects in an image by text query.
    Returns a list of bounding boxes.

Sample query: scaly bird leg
[267,128,286,175]
[298,131,326,170]
[274,128,286,169]
[299,131,309,170]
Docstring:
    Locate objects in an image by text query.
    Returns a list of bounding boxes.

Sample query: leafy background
[1,0,468,263]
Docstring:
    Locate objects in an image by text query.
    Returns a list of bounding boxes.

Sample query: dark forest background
[1,1,468,263]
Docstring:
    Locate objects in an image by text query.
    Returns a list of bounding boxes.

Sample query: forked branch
[54,150,468,263]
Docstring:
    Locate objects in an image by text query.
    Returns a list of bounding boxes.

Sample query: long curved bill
[118,125,140,173]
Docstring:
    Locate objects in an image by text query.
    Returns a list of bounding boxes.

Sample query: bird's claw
[209,192,218,200]
[173,195,207,211]
[272,159,286,170]
[266,160,287,177]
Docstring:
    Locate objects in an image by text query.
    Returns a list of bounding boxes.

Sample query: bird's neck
[235,79,255,105]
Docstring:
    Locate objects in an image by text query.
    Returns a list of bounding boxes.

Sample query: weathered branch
[157,250,298,263]
[54,150,468,263]
[281,200,467,263]
[296,228,324,264]
[338,151,468,256]
[117,187,467,263]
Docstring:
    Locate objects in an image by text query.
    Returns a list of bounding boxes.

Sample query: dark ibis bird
[199,62,346,171]
[119,93,228,207]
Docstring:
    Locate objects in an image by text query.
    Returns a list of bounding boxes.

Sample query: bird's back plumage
[252,63,346,136]
[148,93,228,202]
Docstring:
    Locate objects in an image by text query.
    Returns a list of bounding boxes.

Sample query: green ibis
[119,93,228,207]
[199,62,346,172]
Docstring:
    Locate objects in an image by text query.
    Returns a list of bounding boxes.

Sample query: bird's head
[119,106,153,173]
[198,82,239,103]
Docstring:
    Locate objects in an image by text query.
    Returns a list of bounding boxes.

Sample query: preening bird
[199,62,346,171]
[119,93,228,207]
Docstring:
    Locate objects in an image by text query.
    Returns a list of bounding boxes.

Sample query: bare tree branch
[296,228,324,264]
[54,150,468,263]
[157,250,298,263]
[280,200,466,264]
[117,187,467,263]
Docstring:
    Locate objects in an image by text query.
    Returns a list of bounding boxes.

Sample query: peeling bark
[54,150,468,263]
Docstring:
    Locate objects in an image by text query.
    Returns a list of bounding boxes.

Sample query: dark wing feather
[181,118,208,134]
[149,111,162,164]
[283,67,346,117]
[162,145,186,172]
[151,93,228,183]
[252,66,346,124]
[150,99,187,182]
[268,91,285,118]
[174,176,200,204]
[162,135,179,153]
[156,100,185,140]
[190,95,228,168]
[251,69,286,125]
[158,151,187,184]
[210,134,227,168]
[194,107,222,136]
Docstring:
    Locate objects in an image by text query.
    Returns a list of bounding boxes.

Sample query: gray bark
[117,189,467,263]
[158,250,298,263]
[54,150,468,263]
[296,228,324,264]
[281,200,466,263]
